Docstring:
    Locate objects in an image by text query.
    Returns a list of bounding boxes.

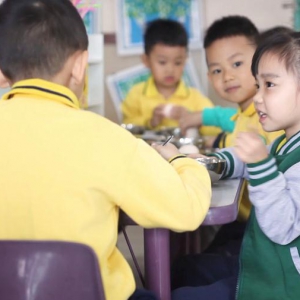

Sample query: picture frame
[115,0,203,56]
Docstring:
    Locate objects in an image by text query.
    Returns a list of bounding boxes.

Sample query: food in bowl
[179,144,200,154]
[174,137,204,151]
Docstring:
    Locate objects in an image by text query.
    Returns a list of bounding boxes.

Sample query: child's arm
[247,161,300,245]
[232,131,300,244]
[209,147,248,179]
[179,107,237,135]
[202,107,237,132]
[118,139,212,232]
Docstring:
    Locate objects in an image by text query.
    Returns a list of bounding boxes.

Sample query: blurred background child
[179,25,294,138]
[121,18,220,137]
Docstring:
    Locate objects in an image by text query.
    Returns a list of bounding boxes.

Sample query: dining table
[119,178,245,300]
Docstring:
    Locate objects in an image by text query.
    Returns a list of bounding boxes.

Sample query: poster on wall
[71,0,101,34]
[106,58,203,122]
[116,0,203,56]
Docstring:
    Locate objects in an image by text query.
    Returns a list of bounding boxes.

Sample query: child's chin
[262,125,278,132]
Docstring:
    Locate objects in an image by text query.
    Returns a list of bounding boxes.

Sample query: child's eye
[175,61,183,66]
[211,69,221,75]
[255,83,260,90]
[233,61,242,68]
[158,61,166,65]
[266,81,275,88]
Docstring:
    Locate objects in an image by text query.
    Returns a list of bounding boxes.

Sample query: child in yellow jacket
[0,1,212,300]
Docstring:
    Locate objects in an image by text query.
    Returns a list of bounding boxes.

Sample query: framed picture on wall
[115,0,203,56]
[106,58,203,123]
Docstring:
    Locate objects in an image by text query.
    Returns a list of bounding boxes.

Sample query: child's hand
[234,132,268,164]
[150,105,165,127]
[169,106,188,120]
[152,142,181,161]
[179,111,202,135]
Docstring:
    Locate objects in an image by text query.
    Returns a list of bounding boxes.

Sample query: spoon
[162,135,174,146]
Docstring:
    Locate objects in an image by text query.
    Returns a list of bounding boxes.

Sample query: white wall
[102,0,294,33]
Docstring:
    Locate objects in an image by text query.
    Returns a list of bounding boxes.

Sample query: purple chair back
[0,240,106,300]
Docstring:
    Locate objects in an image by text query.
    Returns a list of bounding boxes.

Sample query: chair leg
[121,226,145,287]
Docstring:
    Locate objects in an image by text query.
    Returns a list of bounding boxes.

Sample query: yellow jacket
[0,79,211,300]
[217,102,283,221]
[122,77,221,136]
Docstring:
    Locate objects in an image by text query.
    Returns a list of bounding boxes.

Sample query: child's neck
[238,97,254,111]
[156,82,179,99]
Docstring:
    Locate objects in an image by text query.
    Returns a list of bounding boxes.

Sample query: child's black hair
[252,31,300,82]
[204,15,259,48]
[144,18,188,55]
[258,26,294,45]
[0,0,88,82]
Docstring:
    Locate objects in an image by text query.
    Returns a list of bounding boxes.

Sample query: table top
[211,178,241,207]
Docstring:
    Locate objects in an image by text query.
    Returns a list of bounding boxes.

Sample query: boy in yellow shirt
[121,18,220,137]
[0,1,212,300]
[180,16,281,149]
[203,16,283,224]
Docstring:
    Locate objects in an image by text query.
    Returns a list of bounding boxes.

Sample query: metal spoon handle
[162,135,174,146]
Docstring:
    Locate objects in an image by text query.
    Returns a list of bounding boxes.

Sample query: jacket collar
[231,102,256,121]
[2,79,80,109]
[143,76,189,98]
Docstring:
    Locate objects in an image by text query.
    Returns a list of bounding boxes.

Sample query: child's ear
[141,54,150,68]
[71,50,88,84]
[0,69,10,88]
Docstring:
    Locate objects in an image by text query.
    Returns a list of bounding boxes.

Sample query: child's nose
[223,69,234,82]
[166,64,174,73]
[253,89,263,104]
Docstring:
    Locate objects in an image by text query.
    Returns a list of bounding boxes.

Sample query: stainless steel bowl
[155,127,182,138]
[174,137,204,150]
[196,157,226,183]
[121,124,146,135]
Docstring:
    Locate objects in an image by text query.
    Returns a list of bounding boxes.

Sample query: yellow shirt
[0,79,211,300]
[121,77,221,136]
[218,102,282,148]
[217,102,283,221]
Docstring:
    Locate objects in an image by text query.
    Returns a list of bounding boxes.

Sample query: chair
[0,240,106,300]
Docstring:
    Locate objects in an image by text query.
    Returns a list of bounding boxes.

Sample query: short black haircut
[0,0,88,82]
[258,26,294,45]
[144,18,188,55]
[204,15,259,48]
[252,31,300,83]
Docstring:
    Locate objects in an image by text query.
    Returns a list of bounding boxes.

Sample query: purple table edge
[202,178,244,226]
[119,178,244,300]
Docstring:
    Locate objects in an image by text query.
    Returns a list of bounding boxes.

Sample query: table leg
[144,228,171,300]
